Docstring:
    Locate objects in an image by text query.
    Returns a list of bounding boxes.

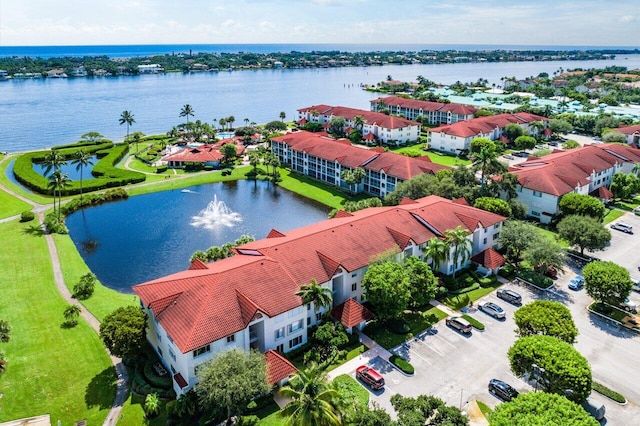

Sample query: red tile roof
[471,248,506,269]
[265,350,298,385]
[371,96,478,116]
[510,144,640,196]
[429,113,547,138]
[617,124,640,135]
[364,151,449,179]
[331,298,374,328]
[298,105,419,129]
[163,144,224,163]
[134,196,505,354]
[590,186,614,200]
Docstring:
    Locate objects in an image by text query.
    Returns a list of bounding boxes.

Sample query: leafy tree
[119,110,135,141]
[508,199,528,219]
[514,301,578,344]
[470,143,505,190]
[558,193,606,220]
[514,135,536,150]
[602,131,627,143]
[220,143,238,164]
[313,322,348,348]
[362,261,411,322]
[296,278,333,315]
[180,104,195,123]
[549,118,573,134]
[503,123,524,143]
[486,172,519,201]
[144,392,161,418]
[424,238,449,272]
[63,304,82,327]
[99,305,147,359]
[469,137,495,153]
[594,114,619,136]
[197,349,269,422]
[390,394,468,426]
[72,272,97,299]
[557,215,610,256]
[80,131,103,142]
[474,109,494,117]
[609,172,640,200]
[583,260,633,306]
[489,392,599,426]
[174,389,198,418]
[524,238,565,276]
[0,319,10,343]
[562,139,580,149]
[444,226,472,277]
[351,402,394,426]
[328,116,347,138]
[508,335,592,403]
[404,255,438,309]
[265,120,288,132]
[473,197,512,217]
[72,150,94,200]
[279,364,342,426]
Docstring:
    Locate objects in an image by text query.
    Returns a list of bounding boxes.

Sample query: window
[316,312,323,322]
[226,334,235,344]
[494,223,500,229]
[351,283,357,291]
[533,190,542,198]
[169,348,176,362]
[193,345,211,358]
[532,211,540,217]
[483,238,487,245]
[167,335,174,345]
[493,233,500,241]
[289,336,303,348]
[155,331,162,342]
[288,319,303,333]
[288,307,303,318]
[276,344,284,353]
[307,317,311,326]
[157,346,163,357]
[351,272,357,278]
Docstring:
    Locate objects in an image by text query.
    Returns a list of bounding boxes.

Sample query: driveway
[599,211,640,283]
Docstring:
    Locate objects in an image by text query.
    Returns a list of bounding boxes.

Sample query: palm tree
[0,319,10,343]
[42,149,67,177]
[424,238,450,272]
[444,226,472,278]
[212,118,218,130]
[144,392,161,418]
[180,104,195,123]
[119,110,135,142]
[130,131,145,153]
[219,117,227,132]
[227,115,236,130]
[470,145,505,192]
[295,279,333,319]
[0,350,6,376]
[353,115,365,132]
[244,118,250,126]
[280,111,286,122]
[72,151,94,200]
[48,169,72,221]
[63,304,81,326]
[279,364,342,426]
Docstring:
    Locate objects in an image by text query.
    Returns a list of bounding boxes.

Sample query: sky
[0,0,638,47]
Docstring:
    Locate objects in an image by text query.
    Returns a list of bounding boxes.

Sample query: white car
[479,302,506,319]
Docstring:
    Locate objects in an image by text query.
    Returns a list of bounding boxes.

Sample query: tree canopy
[514,135,536,151]
[514,300,578,344]
[498,221,540,266]
[473,197,512,217]
[99,306,147,359]
[557,215,610,256]
[558,193,606,221]
[197,348,269,421]
[609,172,640,200]
[549,118,573,134]
[583,260,633,306]
[503,123,524,143]
[390,394,469,426]
[362,261,411,322]
[404,256,438,309]
[489,392,599,426]
[508,335,592,402]
[524,236,565,275]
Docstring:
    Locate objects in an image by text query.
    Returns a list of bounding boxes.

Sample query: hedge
[389,355,414,375]
[132,369,175,399]
[20,211,35,222]
[51,138,112,150]
[461,314,485,331]
[448,282,480,295]
[516,270,553,289]
[60,188,128,216]
[142,359,173,390]
[592,381,626,404]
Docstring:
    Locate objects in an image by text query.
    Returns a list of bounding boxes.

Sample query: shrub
[143,359,173,390]
[436,286,448,297]
[448,282,480,295]
[20,211,35,222]
[516,270,553,289]
[389,354,414,374]
[156,165,168,173]
[388,319,411,335]
[592,381,626,403]
[44,212,67,234]
[461,314,485,330]
[498,264,516,279]
[72,272,96,300]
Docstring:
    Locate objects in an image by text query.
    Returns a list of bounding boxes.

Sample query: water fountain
[190,194,242,230]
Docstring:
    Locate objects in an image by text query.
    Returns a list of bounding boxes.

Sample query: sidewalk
[327,331,394,380]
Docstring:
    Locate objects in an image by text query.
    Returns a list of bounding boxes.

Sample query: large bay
[2,54,640,153]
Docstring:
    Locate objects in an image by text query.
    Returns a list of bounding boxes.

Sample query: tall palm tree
[244,118,250,126]
[353,115,365,132]
[48,169,72,221]
[227,115,236,130]
[279,364,342,426]
[295,279,333,317]
[180,104,195,123]
[0,319,10,343]
[444,226,472,278]
[42,150,67,177]
[424,238,450,272]
[119,110,135,142]
[130,131,145,153]
[470,145,505,192]
[72,150,94,200]
[280,111,286,122]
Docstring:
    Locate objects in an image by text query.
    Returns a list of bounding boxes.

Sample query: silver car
[479,302,506,319]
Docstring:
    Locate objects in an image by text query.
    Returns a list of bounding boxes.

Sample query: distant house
[297,105,420,145]
[271,131,449,197]
[370,96,477,125]
[0,70,8,80]
[162,137,247,169]
[509,144,640,223]
[617,124,640,146]
[46,68,67,78]
[427,112,548,154]
[137,64,164,74]
[71,66,88,77]
[133,195,506,396]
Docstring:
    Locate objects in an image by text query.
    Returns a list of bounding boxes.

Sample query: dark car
[496,289,522,305]
[356,365,385,390]
[488,379,519,401]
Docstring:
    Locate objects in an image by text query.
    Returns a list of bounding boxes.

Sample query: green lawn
[389,146,471,167]
[52,233,138,321]
[325,343,367,372]
[0,186,31,219]
[476,400,492,418]
[534,225,570,248]
[0,220,115,424]
[364,307,448,350]
[0,155,53,205]
[277,168,364,210]
[257,403,285,426]
[440,281,503,311]
[603,208,625,224]
[117,392,167,426]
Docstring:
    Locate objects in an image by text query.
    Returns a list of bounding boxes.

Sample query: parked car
[633,206,640,216]
[497,288,522,305]
[488,379,519,401]
[548,141,559,147]
[582,399,606,421]
[513,151,530,158]
[568,275,584,291]
[611,222,633,234]
[619,298,638,313]
[538,264,558,279]
[535,144,546,150]
[503,154,515,160]
[446,316,472,334]
[479,302,506,319]
[633,281,640,293]
[356,365,385,390]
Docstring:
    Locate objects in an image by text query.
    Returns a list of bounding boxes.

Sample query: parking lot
[345,218,640,424]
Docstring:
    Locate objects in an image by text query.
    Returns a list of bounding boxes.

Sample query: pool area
[216,131,235,139]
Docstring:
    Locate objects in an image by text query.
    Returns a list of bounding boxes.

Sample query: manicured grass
[0,186,31,219]
[603,208,625,225]
[440,281,503,311]
[277,168,363,209]
[0,155,53,205]
[325,343,367,372]
[0,220,115,424]
[390,144,429,157]
[364,307,448,350]
[588,302,637,328]
[611,196,640,211]
[333,374,369,407]
[117,392,167,426]
[127,157,162,174]
[425,150,471,166]
[592,381,627,404]
[52,233,138,321]
[257,403,285,426]
[476,400,492,418]
[534,225,569,248]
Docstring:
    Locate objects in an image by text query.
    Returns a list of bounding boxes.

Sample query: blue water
[34,156,96,180]
[2,54,640,153]
[2,43,638,58]
[65,179,330,292]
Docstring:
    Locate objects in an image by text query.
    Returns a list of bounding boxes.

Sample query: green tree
[390,394,468,426]
[503,123,524,143]
[404,255,438,309]
[72,150,94,200]
[0,319,10,343]
[594,114,619,136]
[558,193,606,220]
[296,278,333,315]
[473,197,512,217]
[602,131,627,143]
[119,110,135,141]
[549,118,573,134]
[129,130,145,153]
[280,111,286,122]
[351,402,394,426]
[265,120,288,132]
[63,304,81,327]
[470,143,505,191]
[583,260,633,306]
[562,139,580,149]
[489,392,599,426]
[362,261,411,322]
[514,301,578,344]
[469,137,496,153]
[423,238,450,272]
[609,172,640,200]
[514,135,536,151]
[508,335,592,403]
[48,169,71,221]
[42,149,67,177]
[557,215,610,256]
[328,116,347,138]
[197,349,269,422]
[174,389,198,417]
[444,226,472,277]
[524,238,565,275]
[80,131,103,142]
[72,272,97,299]
[279,364,342,426]
[180,104,195,123]
[220,143,238,165]
[144,392,161,418]
[99,305,147,359]
[353,115,365,132]
[498,221,540,266]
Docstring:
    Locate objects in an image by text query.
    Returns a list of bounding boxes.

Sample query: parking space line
[431,332,458,349]
[409,348,433,365]
[412,338,446,357]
